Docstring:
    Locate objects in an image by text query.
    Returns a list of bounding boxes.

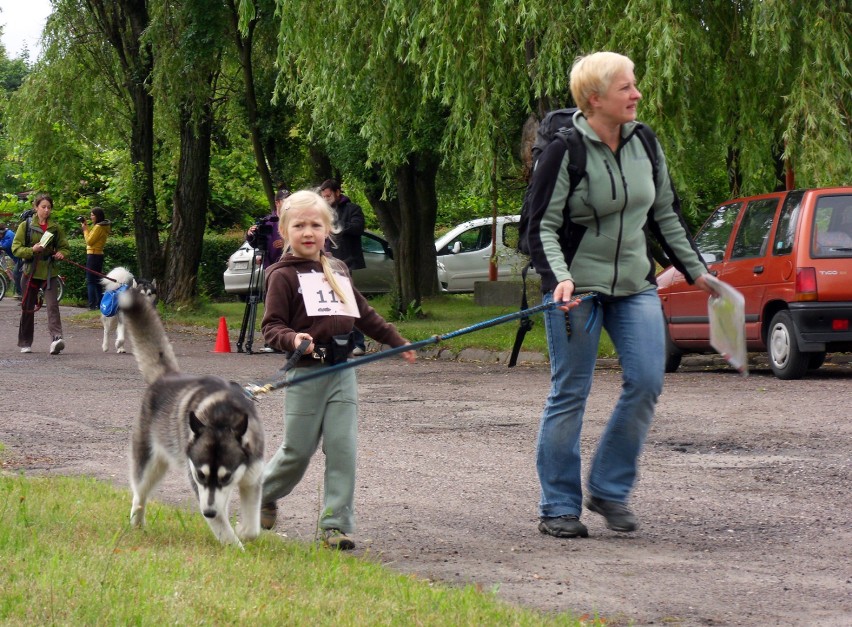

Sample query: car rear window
[812,193,852,258]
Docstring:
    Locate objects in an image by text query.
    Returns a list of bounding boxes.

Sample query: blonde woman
[528,52,715,538]
[259,189,415,549]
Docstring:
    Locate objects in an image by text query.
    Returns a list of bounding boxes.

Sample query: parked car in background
[435,215,538,292]
[223,231,395,298]
[657,187,852,379]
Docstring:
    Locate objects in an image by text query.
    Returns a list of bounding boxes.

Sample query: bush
[58,233,245,304]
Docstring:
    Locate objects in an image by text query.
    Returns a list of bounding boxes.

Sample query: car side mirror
[451,241,462,254]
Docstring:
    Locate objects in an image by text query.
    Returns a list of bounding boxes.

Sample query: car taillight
[795,267,818,302]
[833,319,849,331]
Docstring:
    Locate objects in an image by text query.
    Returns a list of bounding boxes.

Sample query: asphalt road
[2,298,851,626]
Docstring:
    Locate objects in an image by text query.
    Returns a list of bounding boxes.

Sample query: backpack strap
[509,129,587,368]
[556,126,588,196]
[633,124,659,184]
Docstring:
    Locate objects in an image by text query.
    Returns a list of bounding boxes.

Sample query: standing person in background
[12,193,70,354]
[319,179,367,355]
[246,187,290,353]
[527,52,715,539]
[80,207,111,310]
[246,187,290,270]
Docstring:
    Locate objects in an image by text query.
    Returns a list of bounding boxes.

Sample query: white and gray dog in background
[118,286,264,548]
[101,266,158,353]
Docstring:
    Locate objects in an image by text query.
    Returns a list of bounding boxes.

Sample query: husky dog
[118,287,264,548]
[101,267,158,353]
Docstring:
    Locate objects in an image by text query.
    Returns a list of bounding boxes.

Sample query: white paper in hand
[705,275,748,376]
[38,230,54,247]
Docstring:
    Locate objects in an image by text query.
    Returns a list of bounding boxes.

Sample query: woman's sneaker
[585,496,638,532]
[321,528,355,550]
[50,337,65,355]
[20,346,32,353]
[260,502,277,530]
[538,515,589,538]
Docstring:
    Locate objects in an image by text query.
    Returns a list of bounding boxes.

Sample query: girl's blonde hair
[569,51,634,113]
[278,190,349,303]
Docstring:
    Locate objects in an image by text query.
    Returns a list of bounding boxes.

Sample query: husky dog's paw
[116,345,126,354]
[237,522,261,543]
[130,504,145,528]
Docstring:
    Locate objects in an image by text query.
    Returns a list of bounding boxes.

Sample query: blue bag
[100,284,129,317]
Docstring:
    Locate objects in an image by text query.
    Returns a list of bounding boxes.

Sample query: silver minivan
[435,215,538,292]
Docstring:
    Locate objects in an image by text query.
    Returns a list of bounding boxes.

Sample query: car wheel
[664,324,682,373]
[807,351,827,370]
[768,310,809,380]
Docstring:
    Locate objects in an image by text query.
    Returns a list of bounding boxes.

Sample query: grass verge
[0,474,594,625]
[75,293,615,358]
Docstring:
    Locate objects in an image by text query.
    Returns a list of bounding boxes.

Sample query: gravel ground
[2,298,851,626]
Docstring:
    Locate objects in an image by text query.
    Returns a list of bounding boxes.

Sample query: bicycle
[0,250,65,303]
[0,250,14,301]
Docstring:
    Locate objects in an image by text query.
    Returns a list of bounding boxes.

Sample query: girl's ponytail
[320,254,349,305]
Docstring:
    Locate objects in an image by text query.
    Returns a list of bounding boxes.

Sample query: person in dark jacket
[258,189,414,549]
[529,52,716,539]
[320,179,367,354]
[246,188,290,270]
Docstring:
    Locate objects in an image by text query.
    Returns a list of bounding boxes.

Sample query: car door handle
[753,265,764,274]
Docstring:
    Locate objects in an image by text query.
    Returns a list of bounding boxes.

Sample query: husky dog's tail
[118,287,179,384]
[103,266,135,292]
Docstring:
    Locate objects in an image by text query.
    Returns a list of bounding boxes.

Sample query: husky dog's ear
[188,411,204,437]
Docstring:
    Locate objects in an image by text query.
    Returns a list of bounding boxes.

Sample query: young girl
[260,189,415,550]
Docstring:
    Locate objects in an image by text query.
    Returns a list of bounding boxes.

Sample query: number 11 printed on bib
[298,271,360,318]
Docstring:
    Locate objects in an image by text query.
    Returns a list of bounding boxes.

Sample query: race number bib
[298,271,360,318]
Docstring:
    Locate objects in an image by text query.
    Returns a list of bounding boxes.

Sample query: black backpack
[509,108,660,367]
[516,107,660,255]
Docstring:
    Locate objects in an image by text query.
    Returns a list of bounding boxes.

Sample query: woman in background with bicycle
[12,193,70,355]
[80,207,111,310]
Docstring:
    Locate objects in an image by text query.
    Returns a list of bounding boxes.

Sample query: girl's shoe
[260,502,277,530]
[321,528,355,550]
[20,346,32,353]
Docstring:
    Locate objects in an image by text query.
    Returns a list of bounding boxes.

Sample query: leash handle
[279,338,312,372]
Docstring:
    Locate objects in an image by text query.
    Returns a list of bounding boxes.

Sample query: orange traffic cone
[214,316,232,353]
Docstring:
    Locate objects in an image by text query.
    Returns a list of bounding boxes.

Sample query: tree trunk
[363,153,440,314]
[129,84,161,281]
[84,0,161,280]
[163,100,214,305]
[393,155,440,313]
[226,0,275,210]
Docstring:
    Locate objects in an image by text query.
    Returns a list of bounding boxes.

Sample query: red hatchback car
[657,187,852,379]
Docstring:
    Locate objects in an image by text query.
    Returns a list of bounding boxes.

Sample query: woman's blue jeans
[536,289,665,518]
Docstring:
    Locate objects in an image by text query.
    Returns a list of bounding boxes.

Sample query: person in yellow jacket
[80,207,111,310]
[12,193,70,354]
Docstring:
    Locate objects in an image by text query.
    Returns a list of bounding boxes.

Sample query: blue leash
[244,292,598,398]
